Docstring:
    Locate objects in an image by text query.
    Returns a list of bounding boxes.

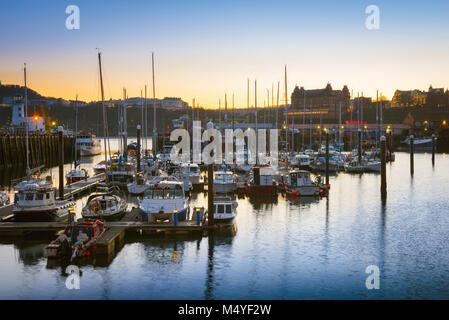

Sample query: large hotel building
[289,83,351,122]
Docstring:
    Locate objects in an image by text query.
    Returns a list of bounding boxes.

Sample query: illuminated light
[323,128,327,132]
[51,121,56,126]
[341,125,345,129]
[33,115,39,122]
[317,125,321,129]
[387,125,391,129]
[347,108,351,113]
[364,125,367,129]
[443,120,447,126]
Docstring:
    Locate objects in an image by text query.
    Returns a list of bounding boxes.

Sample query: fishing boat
[13,175,75,222]
[401,136,437,150]
[78,134,102,156]
[107,156,136,186]
[172,170,193,193]
[66,167,89,185]
[213,196,238,224]
[247,166,277,196]
[46,219,105,260]
[213,170,237,194]
[179,163,204,190]
[140,180,189,223]
[285,169,321,197]
[291,154,311,170]
[81,191,127,221]
[0,193,10,207]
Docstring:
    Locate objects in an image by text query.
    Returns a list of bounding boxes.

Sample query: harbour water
[0,149,448,299]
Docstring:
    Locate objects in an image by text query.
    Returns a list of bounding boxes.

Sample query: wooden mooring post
[380,135,387,198]
[432,134,436,166]
[358,129,362,164]
[410,135,414,176]
[325,132,329,186]
[207,165,214,226]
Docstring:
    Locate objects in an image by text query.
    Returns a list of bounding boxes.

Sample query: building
[106,97,188,110]
[9,95,46,134]
[289,83,350,121]
[391,89,427,107]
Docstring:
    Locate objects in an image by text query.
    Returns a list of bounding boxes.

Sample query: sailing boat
[81,52,127,221]
[66,97,90,185]
[13,64,75,222]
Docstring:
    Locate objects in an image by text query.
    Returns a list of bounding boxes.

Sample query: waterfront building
[289,83,350,121]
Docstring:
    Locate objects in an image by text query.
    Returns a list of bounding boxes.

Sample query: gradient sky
[1,0,449,108]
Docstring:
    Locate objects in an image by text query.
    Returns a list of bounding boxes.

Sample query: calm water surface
[0,151,448,299]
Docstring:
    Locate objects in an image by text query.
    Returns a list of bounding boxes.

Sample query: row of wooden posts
[0,134,74,169]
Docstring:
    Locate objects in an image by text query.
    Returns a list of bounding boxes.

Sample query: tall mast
[218,99,221,123]
[24,63,30,175]
[284,65,288,152]
[255,79,258,165]
[145,85,148,154]
[152,52,157,155]
[339,102,342,150]
[224,93,228,124]
[380,92,383,137]
[302,89,306,149]
[276,81,280,128]
[232,93,235,131]
[98,52,109,182]
[123,88,127,159]
[74,94,78,167]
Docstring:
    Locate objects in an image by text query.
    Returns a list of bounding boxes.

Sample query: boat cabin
[144,181,185,199]
[14,179,55,208]
[288,169,314,187]
[252,166,275,186]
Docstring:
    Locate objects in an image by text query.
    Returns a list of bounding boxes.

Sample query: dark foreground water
[0,152,448,299]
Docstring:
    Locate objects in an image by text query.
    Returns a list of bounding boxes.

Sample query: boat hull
[286,185,320,197]
[214,183,236,194]
[13,205,73,222]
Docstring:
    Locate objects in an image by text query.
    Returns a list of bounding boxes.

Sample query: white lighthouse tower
[10,95,46,134]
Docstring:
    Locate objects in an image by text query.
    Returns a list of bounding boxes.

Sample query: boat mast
[24,63,30,176]
[302,90,306,149]
[74,94,78,168]
[123,87,127,159]
[152,52,157,156]
[276,81,280,128]
[232,93,235,131]
[255,79,258,165]
[284,65,288,153]
[145,85,148,155]
[98,51,109,183]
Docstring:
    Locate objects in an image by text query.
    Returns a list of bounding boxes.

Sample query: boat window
[153,190,164,199]
[190,167,198,173]
[165,189,175,199]
[46,193,50,199]
[226,205,232,214]
[174,188,183,198]
[36,193,44,201]
[217,204,225,214]
[144,190,153,198]
[25,194,34,201]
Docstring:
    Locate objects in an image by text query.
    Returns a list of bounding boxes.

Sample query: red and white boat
[66,168,89,185]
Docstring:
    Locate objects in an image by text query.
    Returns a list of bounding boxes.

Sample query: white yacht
[13,175,75,222]
[78,134,102,156]
[213,196,238,224]
[179,163,204,188]
[140,180,189,223]
[285,169,321,197]
[213,170,237,194]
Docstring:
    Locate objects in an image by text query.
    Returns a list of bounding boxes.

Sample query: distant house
[403,110,449,129]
